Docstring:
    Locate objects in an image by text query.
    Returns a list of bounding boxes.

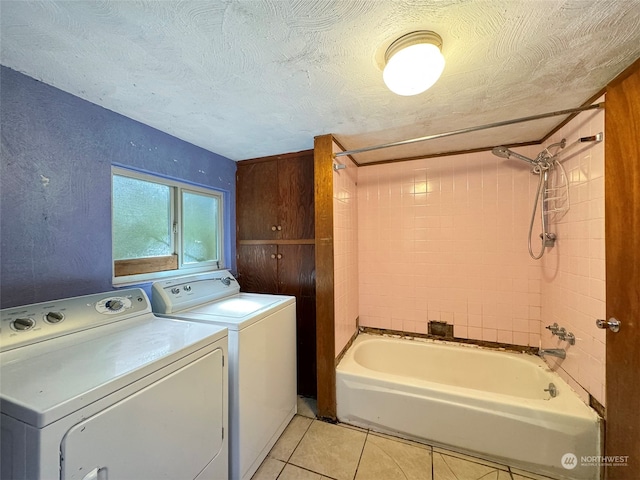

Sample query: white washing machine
[151,271,297,480]
[0,288,228,480]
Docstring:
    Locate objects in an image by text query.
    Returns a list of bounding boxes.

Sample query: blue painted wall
[0,66,237,308]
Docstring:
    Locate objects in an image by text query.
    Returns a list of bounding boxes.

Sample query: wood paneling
[314,134,336,420]
[604,57,640,478]
[114,254,178,277]
[294,294,317,397]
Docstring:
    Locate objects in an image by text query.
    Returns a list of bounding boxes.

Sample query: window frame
[111,167,225,285]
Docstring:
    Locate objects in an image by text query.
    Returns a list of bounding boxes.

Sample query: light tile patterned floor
[252,398,556,480]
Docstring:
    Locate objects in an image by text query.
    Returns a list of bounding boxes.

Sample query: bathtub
[336,334,601,480]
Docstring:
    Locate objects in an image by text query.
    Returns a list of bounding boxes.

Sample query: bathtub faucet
[539,348,566,359]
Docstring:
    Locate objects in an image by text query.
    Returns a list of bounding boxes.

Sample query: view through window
[112,168,223,281]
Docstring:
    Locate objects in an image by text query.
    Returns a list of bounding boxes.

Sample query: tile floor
[252,398,556,480]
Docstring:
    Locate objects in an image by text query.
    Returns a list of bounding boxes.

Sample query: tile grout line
[440,452,467,480]
[431,446,435,480]
[273,417,316,480]
[270,415,316,480]
[427,445,434,480]
[477,471,502,480]
[433,447,514,475]
[281,462,339,480]
[284,417,315,463]
[350,427,370,480]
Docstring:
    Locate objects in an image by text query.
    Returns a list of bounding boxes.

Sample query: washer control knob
[13,317,35,331]
[171,287,180,294]
[45,311,64,323]
[183,285,192,292]
[105,299,124,311]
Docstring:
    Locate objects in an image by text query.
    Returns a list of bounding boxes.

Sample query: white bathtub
[336,334,601,480]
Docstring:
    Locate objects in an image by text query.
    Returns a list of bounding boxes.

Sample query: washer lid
[193,295,280,317]
[0,315,227,428]
[173,293,295,330]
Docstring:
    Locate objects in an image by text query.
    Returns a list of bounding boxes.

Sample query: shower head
[491,146,537,165]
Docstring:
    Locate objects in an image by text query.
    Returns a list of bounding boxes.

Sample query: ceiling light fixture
[383,31,445,96]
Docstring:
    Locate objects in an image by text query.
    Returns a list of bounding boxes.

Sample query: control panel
[0,289,151,352]
[151,271,239,314]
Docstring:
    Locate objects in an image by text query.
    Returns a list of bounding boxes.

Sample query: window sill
[112,264,226,287]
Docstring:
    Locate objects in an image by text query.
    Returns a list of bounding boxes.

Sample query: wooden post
[314,134,337,420]
[604,56,640,477]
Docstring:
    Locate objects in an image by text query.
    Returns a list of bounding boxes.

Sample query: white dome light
[383,31,445,96]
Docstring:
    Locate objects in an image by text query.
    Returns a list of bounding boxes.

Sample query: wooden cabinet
[236,150,317,397]
[236,153,314,241]
[237,244,315,296]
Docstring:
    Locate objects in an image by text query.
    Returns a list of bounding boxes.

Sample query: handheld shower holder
[540,232,557,247]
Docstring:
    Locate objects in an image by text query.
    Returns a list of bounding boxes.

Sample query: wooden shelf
[238,239,316,246]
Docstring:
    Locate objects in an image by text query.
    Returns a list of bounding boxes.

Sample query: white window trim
[111,167,225,285]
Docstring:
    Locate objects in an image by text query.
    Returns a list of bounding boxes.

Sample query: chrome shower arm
[491,146,537,165]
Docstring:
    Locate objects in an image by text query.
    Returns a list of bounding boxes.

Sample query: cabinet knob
[277,253,283,259]
[271,225,277,231]
[277,225,282,231]
[270,254,276,259]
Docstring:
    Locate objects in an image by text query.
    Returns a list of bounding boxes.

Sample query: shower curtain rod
[334,102,604,158]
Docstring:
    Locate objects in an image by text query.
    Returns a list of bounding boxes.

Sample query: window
[182,190,220,264]
[112,168,224,283]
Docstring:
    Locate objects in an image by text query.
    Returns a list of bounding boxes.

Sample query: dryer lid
[0,316,227,428]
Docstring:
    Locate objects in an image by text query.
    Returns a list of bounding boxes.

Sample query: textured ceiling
[2,0,639,164]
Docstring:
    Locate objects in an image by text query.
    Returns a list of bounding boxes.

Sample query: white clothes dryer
[0,288,228,480]
[151,271,296,480]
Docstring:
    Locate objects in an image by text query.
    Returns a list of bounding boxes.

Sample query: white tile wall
[333,143,359,357]
[357,151,542,346]
[540,100,606,406]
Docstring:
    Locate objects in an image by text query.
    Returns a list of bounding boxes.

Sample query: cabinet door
[277,244,317,397]
[236,244,278,294]
[278,154,315,240]
[277,244,315,297]
[237,153,314,241]
[237,161,279,240]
